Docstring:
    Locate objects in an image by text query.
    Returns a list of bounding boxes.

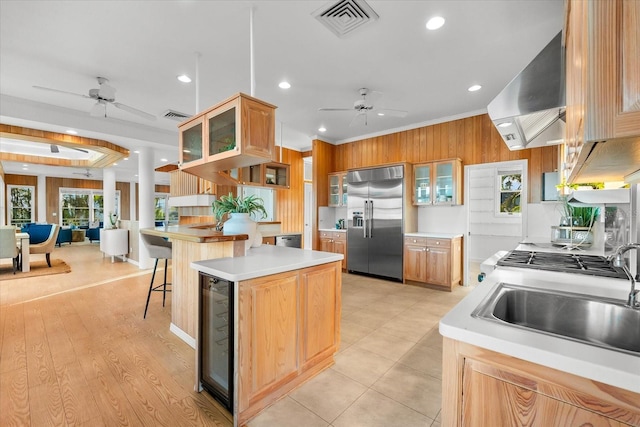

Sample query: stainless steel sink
[471,283,640,355]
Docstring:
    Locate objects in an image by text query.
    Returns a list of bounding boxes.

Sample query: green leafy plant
[213,192,267,221]
[571,206,600,228]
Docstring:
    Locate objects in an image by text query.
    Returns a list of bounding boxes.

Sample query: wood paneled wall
[311,141,336,250]
[327,114,558,203]
[275,148,304,234]
[45,177,132,223]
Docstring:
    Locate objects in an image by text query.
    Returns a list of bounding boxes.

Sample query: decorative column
[103,168,116,226]
[138,147,155,269]
[37,175,47,223]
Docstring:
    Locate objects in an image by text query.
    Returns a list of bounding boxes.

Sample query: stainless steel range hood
[488,31,565,150]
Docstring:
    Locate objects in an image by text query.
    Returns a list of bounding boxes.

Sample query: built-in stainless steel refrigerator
[347,165,404,281]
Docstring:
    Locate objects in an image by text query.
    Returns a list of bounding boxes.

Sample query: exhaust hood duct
[487,31,565,150]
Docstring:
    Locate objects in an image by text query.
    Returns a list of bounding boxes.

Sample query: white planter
[223,213,257,254]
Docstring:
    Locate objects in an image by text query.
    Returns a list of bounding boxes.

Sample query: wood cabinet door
[404,244,427,282]
[300,262,341,368]
[241,97,275,158]
[319,237,334,253]
[238,272,299,407]
[462,359,627,427]
[333,239,347,270]
[426,246,450,286]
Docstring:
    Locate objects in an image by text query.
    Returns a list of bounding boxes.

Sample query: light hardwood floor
[0,242,473,426]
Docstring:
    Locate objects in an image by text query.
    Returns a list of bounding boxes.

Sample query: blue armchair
[87,222,103,242]
[56,227,72,246]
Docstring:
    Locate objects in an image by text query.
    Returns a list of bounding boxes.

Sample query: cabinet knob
[413,239,417,243]
[436,241,440,245]
[423,248,426,251]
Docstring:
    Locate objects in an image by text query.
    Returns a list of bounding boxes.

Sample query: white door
[464,160,528,284]
[304,182,313,250]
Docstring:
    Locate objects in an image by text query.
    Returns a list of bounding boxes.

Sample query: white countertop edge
[191,245,343,282]
[405,232,463,239]
[319,228,346,232]
[439,269,640,394]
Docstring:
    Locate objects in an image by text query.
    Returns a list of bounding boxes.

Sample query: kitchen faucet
[610,243,640,309]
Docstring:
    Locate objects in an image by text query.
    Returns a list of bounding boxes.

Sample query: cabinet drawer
[333,232,346,241]
[427,238,451,248]
[404,236,428,246]
[320,231,346,240]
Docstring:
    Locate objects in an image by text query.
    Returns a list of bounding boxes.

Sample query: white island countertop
[191,245,343,282]
[440,267,640,393]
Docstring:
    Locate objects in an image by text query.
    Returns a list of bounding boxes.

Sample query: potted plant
[213,193,267,253]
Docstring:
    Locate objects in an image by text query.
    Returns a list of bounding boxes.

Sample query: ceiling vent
[312,0,379,38]
[162,109,191,121]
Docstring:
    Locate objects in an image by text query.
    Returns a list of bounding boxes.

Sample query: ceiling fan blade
[50,144,59,153]
[318,108,353,112]
[33,85,91,99]
[112,102,156,121]
[376,108,408,118]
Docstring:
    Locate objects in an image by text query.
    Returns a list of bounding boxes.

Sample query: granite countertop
[439,267,640,393]
[141,225,248,243]
[405,232,463,239]
[191,245,343,282]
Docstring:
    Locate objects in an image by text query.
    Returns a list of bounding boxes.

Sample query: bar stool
[141,233,173,319]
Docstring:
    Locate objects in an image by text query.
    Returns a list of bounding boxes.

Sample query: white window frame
[59,188,120,226]
[8,184,36,226]
[154,193,179,225]
[495,171,523,217]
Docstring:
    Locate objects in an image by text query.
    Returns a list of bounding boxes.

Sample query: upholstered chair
[29,224,60,267]
[0,226,20,274]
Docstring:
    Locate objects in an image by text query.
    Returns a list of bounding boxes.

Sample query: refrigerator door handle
[369,200,373,238]
[364,200,368,238]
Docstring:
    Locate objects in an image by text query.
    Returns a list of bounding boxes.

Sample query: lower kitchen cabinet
[319,231,347,270]
[442,338,640,426]
[403,235,461,291]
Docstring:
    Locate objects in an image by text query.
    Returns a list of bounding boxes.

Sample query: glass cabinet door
[208,107,236,156]
[414,164,431,204]
[329,174,341,206]
[341,174,348,206]
[181,120,203,164]
[434,162,454,204]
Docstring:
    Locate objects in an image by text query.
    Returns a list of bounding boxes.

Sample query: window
[60,188,120,226]
[8,185,35,226]
[497,172,522,215]
[154,194,179,225]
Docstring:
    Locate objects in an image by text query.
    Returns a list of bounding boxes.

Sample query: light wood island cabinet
[442,338,640,426]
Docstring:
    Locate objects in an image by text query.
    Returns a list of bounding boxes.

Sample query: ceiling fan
[319,88,408,125]
[73,168,94,178]
[33,77,156,121]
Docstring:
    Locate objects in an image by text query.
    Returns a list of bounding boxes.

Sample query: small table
[16,232,30,272]
[71,229,86,242]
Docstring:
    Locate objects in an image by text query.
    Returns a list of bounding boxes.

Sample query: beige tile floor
[248,274,474,427]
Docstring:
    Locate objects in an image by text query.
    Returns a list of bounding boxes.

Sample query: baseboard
[170,323,196,348]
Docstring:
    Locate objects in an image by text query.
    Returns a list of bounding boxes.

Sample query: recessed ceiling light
[318,127,326,132]
[124,157,129,161]
[377,112,385,116]
[66,129,78,135]
[426,16,445,30]
[279,81,291,89]
[498,122,512,128]
[134,150,140,154]
[22,166,28,170]
[161,158,168,162]
[177,74,192,83]
[23,164,28,167]
[134,174,139,177]
[113,163,118,166]
[468,84,482,92]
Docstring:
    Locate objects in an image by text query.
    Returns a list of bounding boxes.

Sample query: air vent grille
[162,109,191,121]
[313,0,379,38]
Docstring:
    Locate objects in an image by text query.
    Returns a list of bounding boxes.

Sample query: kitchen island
[440,267,640,426]
[192,245,343,426]
[140,225,247,346]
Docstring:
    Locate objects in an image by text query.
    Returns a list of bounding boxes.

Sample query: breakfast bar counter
[140,225,248,346]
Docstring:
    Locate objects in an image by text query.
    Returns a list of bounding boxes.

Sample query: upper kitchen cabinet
[413,159,462,206]
[328,172,347,207]
[223,161,290,188]
[179,93,276,182]
[564,0,640,183]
